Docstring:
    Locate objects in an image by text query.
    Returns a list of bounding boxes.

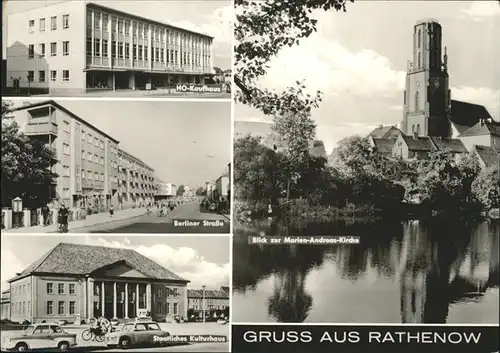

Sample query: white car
[2,323,77,352]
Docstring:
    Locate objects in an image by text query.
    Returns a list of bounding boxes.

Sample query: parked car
[2,323,77,352]
[105,320,171,349]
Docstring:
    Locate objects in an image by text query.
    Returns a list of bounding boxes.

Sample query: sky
[11,99,231,189]
[3,0,232,69]
[234,1,500,154]
[1,235,230,291]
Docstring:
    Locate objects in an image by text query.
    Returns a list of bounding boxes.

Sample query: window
[63,41,69,55]
[94,154,98,162]
[82,131,85,141]
[133,44,137,60]
[39,70,45,82]
[144,46,148,60]
[87,152,92,160]
[111,17,117,33]
[29,20,35,33]
[28,301,31,315]
[112,41,116,58]
[100,156,104,165]
[82,150,85,160]
[125,20,130,35]
[50,42,57,56]
[417,29,421,49]
[173,303,178,315]
[100,140,104,149]
[118,42,124,59]
[51,16,57,30]
[63,143,70,155]
[125,45,130,59]
[100,173,104,181]
[94,38,100,56]
[28,45,34,59]
[69,284,75,295]
[39,43,45,58]
[63,121,70,132]
[94,12,101,30]
[28,71,34,82]
[69,301,75,314]
[47,301,53,315]
[118,19,123,33]
[102,39,108,57]
[58,301,65,315]
[62,188,69,199]
[417,124,421,135]
[138,45,143,60]
[417,53,421,68]
[94,172,99,181]
[63,14,69,29]
[94,137,99,146]
[63,70,69,82]
[58,283,65,294]
[63,166,70,177]
[82,170,85,179]
[88,133,92,143]
[40,18,46,31]
[47,283,53,294]
[103,14,108,31]
[415,91,420,111]
[86,38,92,56]
[51,70,57,81]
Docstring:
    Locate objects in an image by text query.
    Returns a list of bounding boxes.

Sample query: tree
[195,186,206,196]
[473,167,500,211]
[176,185,185,196]
[234,0,354,117]
[414,151,481,214]
[1,101,58,209]
[234,135,283,201]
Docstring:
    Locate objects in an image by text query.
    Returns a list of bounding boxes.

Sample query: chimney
[413,132,418,140]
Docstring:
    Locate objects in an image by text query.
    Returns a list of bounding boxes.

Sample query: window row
[46,301,77,315]
[28,42,70,58]
[82,170,105,182]
[27,70,70,82]
[11,301,31,316]
[82,151,105,165]
[81,131,107,150]
[11,283,30,296]
[86,10,210,50]
[156,287,181,298]
[28,14,69,33]
[85,38,209,66]
[46,283,76,295]
[155,302,179,315]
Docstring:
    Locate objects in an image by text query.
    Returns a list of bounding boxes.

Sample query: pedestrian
[58,204,69,233]
[41,205,50,226]
[109,204,114,217]
[268,204,273,219]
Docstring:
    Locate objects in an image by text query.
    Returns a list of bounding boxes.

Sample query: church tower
[401,20,451,137]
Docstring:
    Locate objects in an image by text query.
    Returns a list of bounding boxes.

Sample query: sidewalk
[2,207,146,234]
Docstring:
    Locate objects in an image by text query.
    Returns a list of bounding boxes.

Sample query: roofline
[11,100,120,144]
[117,147,154,172]
[86,2,214,40]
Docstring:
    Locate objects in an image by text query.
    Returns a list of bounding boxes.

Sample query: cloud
[451,85,500,119]
[258,33,405,97]
[171,5,232,68]
[459,2,500,21]
[92,238,229,290]
[1,247,26,291]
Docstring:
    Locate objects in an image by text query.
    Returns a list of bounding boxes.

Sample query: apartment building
[187,287,229,311]
[155,179,177,199]
[117,149,156,209]
[6,1,214,94]
[6,243,189,323]
[10,100,119,210]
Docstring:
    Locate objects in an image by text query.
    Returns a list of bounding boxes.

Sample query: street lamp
[202,285,206,323]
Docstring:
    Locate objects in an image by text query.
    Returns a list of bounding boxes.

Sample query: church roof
[372,138,396,154]
[449,100,492,128]
[459,120,500,138]
[8,243,188,283]
[475,145,499,168]
[369,125,401,139]
[428,137,467,153]
[401,135,436,152]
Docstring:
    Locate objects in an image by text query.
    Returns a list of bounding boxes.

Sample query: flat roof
[86,2,214,40]
[11,100,119,144]
[117,148,154,171]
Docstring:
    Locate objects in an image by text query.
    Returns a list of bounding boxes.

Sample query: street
[71,202,230,233]
[1,323,229,352]
[8,90,231,99]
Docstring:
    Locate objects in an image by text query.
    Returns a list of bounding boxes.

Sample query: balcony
[25,121,58,137]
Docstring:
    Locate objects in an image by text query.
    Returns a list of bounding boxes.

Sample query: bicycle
[81,327,106,342]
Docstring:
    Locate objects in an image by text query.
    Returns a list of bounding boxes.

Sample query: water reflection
[233,218,499,324]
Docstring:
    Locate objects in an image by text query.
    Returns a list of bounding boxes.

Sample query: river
[232,218,499,324]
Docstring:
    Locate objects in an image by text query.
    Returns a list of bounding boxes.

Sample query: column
[112,72,116,91]
[124,283,129,319]
[91,10,95,59]
[136,283,140,313]
[148,25,153,71]
[108,22,112,69]
[113,282,117,319]
[101,282,105,317]
[87,279,94,319]
[146,283,151,311]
